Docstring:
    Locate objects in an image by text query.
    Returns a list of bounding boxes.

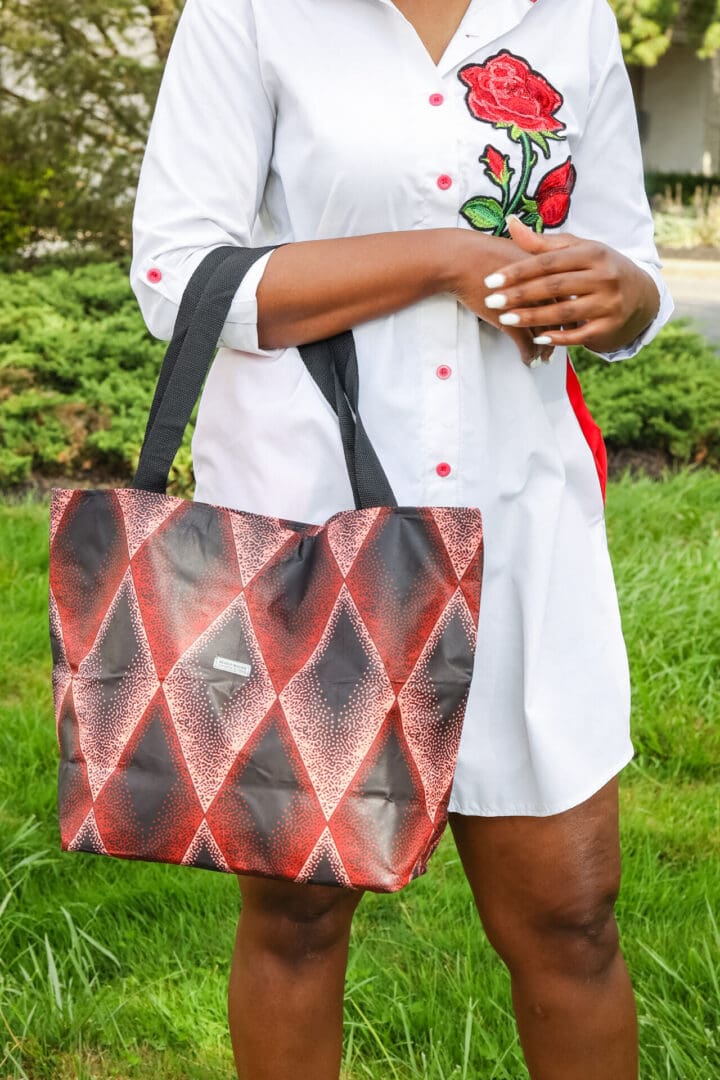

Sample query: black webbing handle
[132,246,273,491]
[137,244,241,461]
[131,244,397,510]
[299,334,396,510]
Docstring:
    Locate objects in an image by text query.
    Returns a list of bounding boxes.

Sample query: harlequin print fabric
[128,0,675,816]
[49,489,483,892]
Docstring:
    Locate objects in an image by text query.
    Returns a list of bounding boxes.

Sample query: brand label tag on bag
[213,656,252,677]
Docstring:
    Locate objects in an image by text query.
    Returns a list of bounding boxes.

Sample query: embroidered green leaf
[521,210,543,232]
[528,131,550,157]
[508,123,523,142]
[460,196,505,230]
[520,196,538,213]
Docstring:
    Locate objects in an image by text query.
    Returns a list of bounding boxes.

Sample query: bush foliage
[0,261,718,492]
[572,321,720,466]
[645,171,720,206]
[0,261,192,494]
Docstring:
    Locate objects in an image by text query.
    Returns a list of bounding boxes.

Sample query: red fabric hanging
[565,352,607,504]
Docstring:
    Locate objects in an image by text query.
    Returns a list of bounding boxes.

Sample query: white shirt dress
[129,0,675,816]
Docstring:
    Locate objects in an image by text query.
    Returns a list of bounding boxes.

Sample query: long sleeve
[564,0,674,362]
[129,0,280,356]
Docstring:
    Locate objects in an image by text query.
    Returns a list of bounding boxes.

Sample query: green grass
[1,469,719,1079]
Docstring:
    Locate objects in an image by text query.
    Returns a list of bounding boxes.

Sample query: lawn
[1,470,718,1079]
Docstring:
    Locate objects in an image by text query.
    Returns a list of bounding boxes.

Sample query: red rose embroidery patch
[457,50,576,235]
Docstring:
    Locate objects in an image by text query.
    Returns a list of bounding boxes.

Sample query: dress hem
[446,742,635,818]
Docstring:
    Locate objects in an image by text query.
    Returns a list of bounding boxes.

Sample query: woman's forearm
[255,228,509,350]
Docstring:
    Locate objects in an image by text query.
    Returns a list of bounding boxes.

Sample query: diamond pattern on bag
[72,569,160,798]
[280,585,395,818]
[228,512,299,587]
[67,808,107,856]
[50,487,484,892]
[181,819,230,873]
[49,589,72,723]
[205,704,327,880]
[398,589,478,821]
[296,828,352,888]
[48,488,75,548]
[430,507,485,582]
[131,501,242,680]
[244,528,344,691]
[326,507,380,577]
[344,509,459,683]
[328,707,428,891]
[162,594,277,811]
[50,490,130,667]
[115,487,181,558]
[92,688,205,863]
[57,683,95,847]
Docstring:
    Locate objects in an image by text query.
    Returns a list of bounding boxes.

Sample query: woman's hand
[477,214,661,357]
[450,230,561,366]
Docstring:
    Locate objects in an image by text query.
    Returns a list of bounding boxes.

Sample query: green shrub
[644,171,720,206]
[0,261,195,494]
[571,317,720,466]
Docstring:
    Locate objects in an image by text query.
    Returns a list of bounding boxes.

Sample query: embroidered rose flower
[458,51,565,135]
[534,157,576,227]
[457,50,572,236]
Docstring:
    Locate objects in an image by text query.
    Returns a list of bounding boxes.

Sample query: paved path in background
[660,258,720,346]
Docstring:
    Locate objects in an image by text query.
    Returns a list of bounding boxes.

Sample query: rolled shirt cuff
[588,259,675,362]
[133,246,283,358]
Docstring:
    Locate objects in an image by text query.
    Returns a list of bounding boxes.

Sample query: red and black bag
[48,245,484,893]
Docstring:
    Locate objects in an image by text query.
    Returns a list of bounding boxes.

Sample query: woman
[130,0,674,1076]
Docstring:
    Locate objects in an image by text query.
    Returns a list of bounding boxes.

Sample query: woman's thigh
[447,776,623,975]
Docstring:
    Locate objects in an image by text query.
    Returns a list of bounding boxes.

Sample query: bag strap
[137,244,239,461]
[131,244,397,510]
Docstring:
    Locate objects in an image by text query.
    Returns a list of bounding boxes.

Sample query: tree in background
[0,0,718,259]
[0,0,180,258]
[615,0,720,64]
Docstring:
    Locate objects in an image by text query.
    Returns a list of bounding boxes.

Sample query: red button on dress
[428,93,444,106]
[436,364,452,380]
[436,462,452,478]
[436,174,453,190]
[146,267,163,283]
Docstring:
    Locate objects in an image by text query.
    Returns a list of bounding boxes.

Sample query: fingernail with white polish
[484,293,507,309]
[484,272,506,289]
[499,312,520,325]
[529,356,542,368]
[533,335,553,344]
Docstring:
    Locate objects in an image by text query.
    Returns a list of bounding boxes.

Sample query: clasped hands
[469,212,661,367]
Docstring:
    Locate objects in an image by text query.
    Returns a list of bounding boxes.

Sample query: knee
[486,880,622,983]
[543,890,621,980]
[239,877,363,966]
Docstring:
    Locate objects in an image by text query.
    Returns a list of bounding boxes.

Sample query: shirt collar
[358,0,539,77]
[443,0,539,73]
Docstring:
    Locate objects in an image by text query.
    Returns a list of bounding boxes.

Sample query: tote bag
[48,245,484,893]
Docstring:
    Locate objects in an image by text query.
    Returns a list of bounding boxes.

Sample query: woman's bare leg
[228,875,364,1080]
[449,775,638,1080]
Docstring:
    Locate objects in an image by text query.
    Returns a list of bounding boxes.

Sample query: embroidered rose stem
[501,132,538,234]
